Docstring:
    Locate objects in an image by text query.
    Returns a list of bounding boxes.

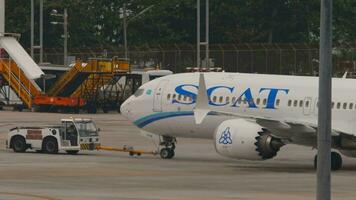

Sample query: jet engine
[214,119,284,160]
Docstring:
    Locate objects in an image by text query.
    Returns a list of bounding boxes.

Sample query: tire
[160,148,170,159]
[12,136,27,152]
[43,137,58,154]
[160,148,173,159]
[168,149,175,159]
[66,150,79,155]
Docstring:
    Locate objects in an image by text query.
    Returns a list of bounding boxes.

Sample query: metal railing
[32,43,356,76]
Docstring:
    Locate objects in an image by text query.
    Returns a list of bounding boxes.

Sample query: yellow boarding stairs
[0,59,41,108]
[46,60,94,97]
[71,58,130,98]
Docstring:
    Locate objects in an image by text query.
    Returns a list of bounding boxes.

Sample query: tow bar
[96,145,158,156]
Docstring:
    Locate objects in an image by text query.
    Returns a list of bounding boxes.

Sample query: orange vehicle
[33,95,86,112]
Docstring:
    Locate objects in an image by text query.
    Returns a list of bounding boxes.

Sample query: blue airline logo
[172,84,289,109]
[219,127,233,145]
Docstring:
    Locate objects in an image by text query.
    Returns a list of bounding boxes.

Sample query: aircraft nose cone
[120,101,129,116]
[120,98,132,118]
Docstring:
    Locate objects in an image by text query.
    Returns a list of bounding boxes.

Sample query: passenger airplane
[120,72,356,170]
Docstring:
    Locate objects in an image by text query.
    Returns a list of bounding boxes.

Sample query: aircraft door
[153,80,169,112]
[303,97,313,115]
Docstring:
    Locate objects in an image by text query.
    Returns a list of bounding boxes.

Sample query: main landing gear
[159,136,176,159]
[314,151,343,171]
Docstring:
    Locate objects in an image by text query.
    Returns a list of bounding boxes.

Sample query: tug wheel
[12,136,27,153]
[43,137,58,154]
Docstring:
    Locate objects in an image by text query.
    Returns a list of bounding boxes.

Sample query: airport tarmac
[0,111,355,200]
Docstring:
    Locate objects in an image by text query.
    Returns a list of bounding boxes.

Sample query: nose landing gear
[159,136,176,159]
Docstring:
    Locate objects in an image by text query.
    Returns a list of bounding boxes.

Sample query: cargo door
[153,80,169,112]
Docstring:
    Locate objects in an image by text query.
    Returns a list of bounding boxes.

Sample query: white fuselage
[121,72,356,139]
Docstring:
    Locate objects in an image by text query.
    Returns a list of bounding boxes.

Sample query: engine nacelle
[214,119,284,160]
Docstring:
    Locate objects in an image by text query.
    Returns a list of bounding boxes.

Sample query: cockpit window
[134,88,145,97]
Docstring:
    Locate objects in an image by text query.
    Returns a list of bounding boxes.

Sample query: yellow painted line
[0,192,60,200]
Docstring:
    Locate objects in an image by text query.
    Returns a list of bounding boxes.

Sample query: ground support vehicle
[6,118,100,154]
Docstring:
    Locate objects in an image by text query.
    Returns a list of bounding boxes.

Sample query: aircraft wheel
[168,149,175,159]
[160,148,172,159]
[160,148,175,159]
[314,151,343,171]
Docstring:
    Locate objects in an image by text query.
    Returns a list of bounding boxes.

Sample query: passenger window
[213,96,217,102]
[226,96,230,103]
[188,96,192,102]
[299,100,303,107]
[183,95,187,101]
[237,98,242,105]
[263,98,267,106]
[349,103,353,110]
[219,96,223,103]
[172,94,176,99]
[343,103,347,109]
[167,94,171,100]
[178,95,182,101]
[288,100,292,107]
[276,99,280,107]
[256,98,261,105]
[305,101,309,107]
[337,102,341,109]
[294,100,298,107]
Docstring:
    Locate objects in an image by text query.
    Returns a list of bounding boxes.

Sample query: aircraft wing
[193,73,352,149]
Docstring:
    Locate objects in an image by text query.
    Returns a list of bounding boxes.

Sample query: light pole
[51,9,68,66]
[317,1,332,200]
[197,0,209,70]
[39,0,43,63]
[30,0,44,63]
[123,3,128,60]
[121,4,154,60]
[31,0,34,58]
[0,0,4,35]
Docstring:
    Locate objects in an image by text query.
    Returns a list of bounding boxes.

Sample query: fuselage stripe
[134,111,194,128]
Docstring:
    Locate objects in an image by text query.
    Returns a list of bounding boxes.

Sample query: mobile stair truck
[6,118,100,154]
